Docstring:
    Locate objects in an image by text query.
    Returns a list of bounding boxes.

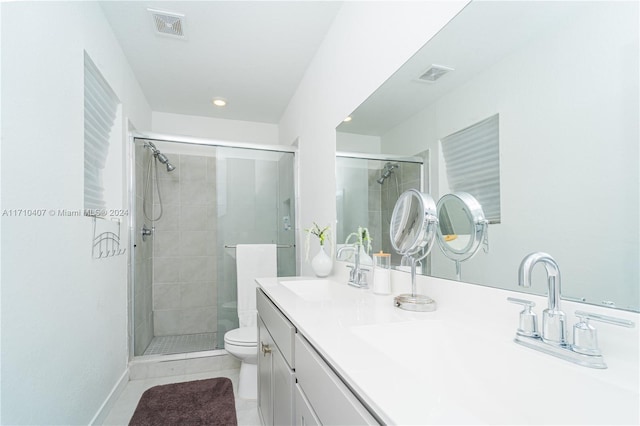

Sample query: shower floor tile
[143,333,217,356]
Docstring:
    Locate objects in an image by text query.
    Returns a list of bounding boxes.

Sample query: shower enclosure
[131,135,296,357]
[336,153,425,267]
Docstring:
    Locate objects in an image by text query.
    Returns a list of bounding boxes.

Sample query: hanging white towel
[236,244,277,328]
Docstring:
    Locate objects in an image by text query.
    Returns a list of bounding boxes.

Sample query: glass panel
[131,138,296,356]
[215,147,296,348]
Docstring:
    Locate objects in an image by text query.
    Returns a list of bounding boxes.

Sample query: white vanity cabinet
[256,289,295,426]
[294,334,379,426]
[257,287,380,426]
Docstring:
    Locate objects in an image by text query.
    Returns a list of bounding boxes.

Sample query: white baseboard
[89,368,130,426]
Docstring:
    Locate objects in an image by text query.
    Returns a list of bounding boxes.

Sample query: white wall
[336,132,381,154]
[279,1,468,274]
[380,3,639,308]
[152,111,279,145]
[1,2,151,424]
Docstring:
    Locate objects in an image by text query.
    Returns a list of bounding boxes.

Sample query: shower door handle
[261,342,272,356]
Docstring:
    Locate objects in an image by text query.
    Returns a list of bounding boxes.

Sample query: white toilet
[224,244,276,400]
[224,325,258,400]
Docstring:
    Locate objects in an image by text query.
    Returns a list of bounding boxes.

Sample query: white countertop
[257,269,640,425]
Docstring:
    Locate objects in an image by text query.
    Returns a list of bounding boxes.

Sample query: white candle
[373,268,391,295]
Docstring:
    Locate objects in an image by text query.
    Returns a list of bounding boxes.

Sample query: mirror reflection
[336,154,424,269]
[436,192,488,280]
[335,1,639,311]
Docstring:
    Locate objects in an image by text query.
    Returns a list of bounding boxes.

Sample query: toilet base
[237,361,257,400]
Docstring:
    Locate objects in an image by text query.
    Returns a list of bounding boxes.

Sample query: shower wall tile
[151,152,219,338]
[179,205,209,231]
[182,307,216,334]
[181,282,216,309]
[206,157,216,183]
[154,230,180,257]
[180,180,215,205]
[153,283,181,310]
[153,257,180,283]
[206,205,217,231]
[152,204,179,231]
[134,143,157,355]
[156,178,181,206]
[179,256,216,282]
[180,155,207,181]
[154,310,182,336]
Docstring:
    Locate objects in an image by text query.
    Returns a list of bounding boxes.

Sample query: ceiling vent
[148,9,185,38]
[417,65,454,83]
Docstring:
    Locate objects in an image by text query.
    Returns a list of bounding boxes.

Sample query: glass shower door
[215,147,296,348]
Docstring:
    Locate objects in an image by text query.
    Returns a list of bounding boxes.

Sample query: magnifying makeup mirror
[436,192,489,280]
[389,189,439,311]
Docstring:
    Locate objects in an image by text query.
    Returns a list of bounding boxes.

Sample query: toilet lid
[225,327,257,346]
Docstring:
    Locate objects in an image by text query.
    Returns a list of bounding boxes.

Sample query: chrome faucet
[518,252,566,345]
[337,243,370,289]
[509,252,635,369]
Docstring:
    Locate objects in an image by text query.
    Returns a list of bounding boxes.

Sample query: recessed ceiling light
[343,116,352,122]
[212,98,227,107]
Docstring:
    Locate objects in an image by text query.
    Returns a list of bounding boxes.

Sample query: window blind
[440,114,501,223]
[84,53,119,212]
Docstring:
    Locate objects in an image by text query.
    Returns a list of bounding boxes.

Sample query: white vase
[311,245,333,277]
[359,245,373,266]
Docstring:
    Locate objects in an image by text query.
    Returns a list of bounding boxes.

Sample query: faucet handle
[507,297,540,337]
[572,311,635,356]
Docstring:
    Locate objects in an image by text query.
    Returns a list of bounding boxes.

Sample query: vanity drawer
[257,288,295,368]
[295,334,379,426]
[294,383,321,426]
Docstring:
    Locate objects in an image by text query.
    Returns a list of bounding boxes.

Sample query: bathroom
[1,1,638,425]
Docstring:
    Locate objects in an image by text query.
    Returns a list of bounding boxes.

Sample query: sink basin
[279,279,334,301]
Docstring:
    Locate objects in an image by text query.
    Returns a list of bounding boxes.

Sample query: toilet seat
[224,326,257,347]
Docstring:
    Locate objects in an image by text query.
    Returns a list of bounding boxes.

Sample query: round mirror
[389,189,439,312]
[436,192,488,264]
[390,189,438,259]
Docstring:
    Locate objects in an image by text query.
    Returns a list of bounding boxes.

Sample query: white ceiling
[100,1,343,124]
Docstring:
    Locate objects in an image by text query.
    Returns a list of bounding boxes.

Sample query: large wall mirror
[336,1,639,312]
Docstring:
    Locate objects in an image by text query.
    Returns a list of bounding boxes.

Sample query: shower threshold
[143,332,218,356]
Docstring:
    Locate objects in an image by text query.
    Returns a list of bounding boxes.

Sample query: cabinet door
[272,344,295,426]
[258,318,273,426]
[295,384,321,426]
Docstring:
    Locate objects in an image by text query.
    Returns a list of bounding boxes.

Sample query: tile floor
[103,368,260,425]
[142,332,218,356]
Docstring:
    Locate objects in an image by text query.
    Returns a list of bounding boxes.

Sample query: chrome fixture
[509,252,635,368]
[518,252,566,344]
[145,141,176,172]
[376,162,398,184]
[141,224,153,242]
[142,141,175,223]
[337,243,370,289]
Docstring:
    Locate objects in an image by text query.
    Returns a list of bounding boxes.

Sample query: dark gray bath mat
[129,377,237,426]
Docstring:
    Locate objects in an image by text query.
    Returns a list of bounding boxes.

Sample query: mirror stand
[389,189,439,312]
[394,256,437,312]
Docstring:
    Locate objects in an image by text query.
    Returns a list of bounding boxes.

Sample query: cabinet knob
[261,342,272,356]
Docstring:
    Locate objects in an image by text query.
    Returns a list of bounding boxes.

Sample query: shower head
[156,152,176,172]
[144,141,176,172]
[377,162,398,184]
